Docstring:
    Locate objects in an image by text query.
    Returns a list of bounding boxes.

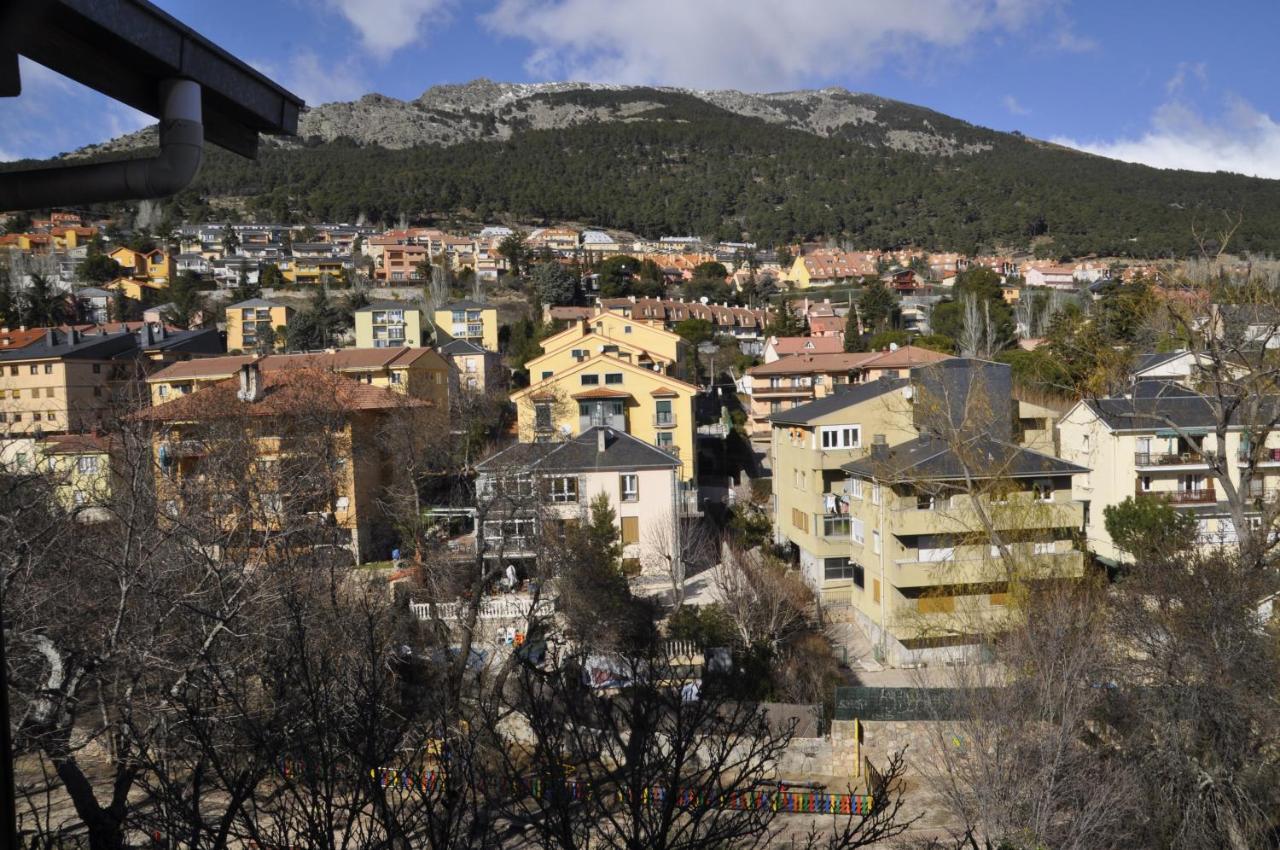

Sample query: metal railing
[1134,451,1206,466]
[1136,487,1217,504]
[1239,448,1280,463]
[653,412,677,427]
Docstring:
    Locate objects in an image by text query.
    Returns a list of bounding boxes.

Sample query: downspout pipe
[0,78,203,211]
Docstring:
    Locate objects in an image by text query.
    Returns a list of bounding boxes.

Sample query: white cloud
[253,51,370,108]
[329,0,454,54]
[482,0,1054,90]
[1003,94,1030,116]
[1054,30,1097,52]
[1054,94,1280,180]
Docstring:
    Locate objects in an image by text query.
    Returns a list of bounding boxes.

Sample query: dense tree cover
[153,106,1280,255]
[285,286,349,350]
[531,260,578,305]
[1103,496,1198,562]
[673,317,714,345]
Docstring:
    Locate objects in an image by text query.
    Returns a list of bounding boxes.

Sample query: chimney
[45,328,56,347]
[871,434,888,459]
[70,328,81,344]
[597,427,608,454]
[237,362,263,403]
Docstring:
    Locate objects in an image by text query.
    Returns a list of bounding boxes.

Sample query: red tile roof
[768,336,845,356]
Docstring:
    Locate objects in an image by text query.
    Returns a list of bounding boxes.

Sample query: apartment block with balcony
[474,427,683,577]
[1058,380,1280,565]
[528,311,690,383]
[433,301,498,352]
[354,301,426,349]
[840,436,1085,665]
[225,298,294,353]
[510,352,698,482]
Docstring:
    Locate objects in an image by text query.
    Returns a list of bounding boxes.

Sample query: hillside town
[4,5,1280,850]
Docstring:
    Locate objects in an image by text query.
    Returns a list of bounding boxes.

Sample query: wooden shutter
[621,516,640,545]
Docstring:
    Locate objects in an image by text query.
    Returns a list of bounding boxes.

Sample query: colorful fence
[370,767,874,815]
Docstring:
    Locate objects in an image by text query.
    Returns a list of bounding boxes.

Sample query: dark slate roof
[842,434,1087,482]
[355,300,422,313]
[1084,383,1224,430]
[476,428,679,474]
[767,378,907,426]
[0,329,138,362]
[228,298,283,309]
[439,338,486,356]
[1132,351,1183,374]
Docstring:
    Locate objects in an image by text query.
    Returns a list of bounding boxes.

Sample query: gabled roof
[842,434,1087,482]
[512,350,697,401]
[439,338,486,356]
[860,345,953,371]
[1081,384,1232,432]
[1132,350,1184,374]
[355,300,423,313]
[135,368,424,422]
[768,336,845,357]
[227,298,286,309]
[476,428,679,474]
[748,352,876,376]
[768,379,907,425]
[147,347,441,382]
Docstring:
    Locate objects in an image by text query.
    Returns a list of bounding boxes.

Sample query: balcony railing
[1134,451,1206,467]
[653,412,677,427]
[658,444,680,458]
[753,385,811,397]
[1136,487,1217,504]
[1238,448,1280,463]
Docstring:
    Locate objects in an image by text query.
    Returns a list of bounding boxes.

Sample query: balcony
[658,444,681,458]
[892,545,1083,587]
[1134,451,1208,469]
[652,412,677,428]
[753,385,812,397]
[1136,486,1217,504]
[889,497,1084,537]
[1238,448,1280,465]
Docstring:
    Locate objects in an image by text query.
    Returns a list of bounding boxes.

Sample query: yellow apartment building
[281,257,349,284]
[137,362,427,563]
[108,245,172,284]
[433,300,499,352]
[146,348,450,408]
[0,325,222,439]
[36,432,117,521]
[226,298,294,353]
[354,301,427,349]
[770,359,1088,665]
[529,311,690,382]
[510,352,698,482]
[440,338,504,394]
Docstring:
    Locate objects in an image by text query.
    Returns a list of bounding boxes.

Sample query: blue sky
[4,0,1280,178]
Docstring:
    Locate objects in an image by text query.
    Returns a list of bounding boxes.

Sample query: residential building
[0,324,222,438]
[527,311,690,383]
[745,346,952,437]
[527,227,580,255]
[1058,381,1278,565]
[137,362,427,563]
[785,250,879,288]
[376,244,429,283]
[354,301,427,349]
[36,432,117,521]
[762,335,845,363]
[103,277,167,302]
[1023,264,1079,290]
[770,359,1087,664]
[440,338,504,394]
[108,245,172,284]
[280,256,350,285]
[510,351,698,483]
[475,427,683,577]
[147,347,450,408]
[225,298,294,353]
[75,287,114,324]
[433,301,499,352]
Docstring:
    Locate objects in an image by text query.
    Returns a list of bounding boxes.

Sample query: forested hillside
[64,84,1280,256]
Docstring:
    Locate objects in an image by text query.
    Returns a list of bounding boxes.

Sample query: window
[871,484,881,505]
[849,479,863,499]
[45,388,53,398]
[624,325,632,334]
[43,364,52,374]
[824,557,856,581]
[620,474,639,502]
[390,371,403,385]
[581,374,600,386]
[823,515,851,537]
[1081,435,1090,454]
[791,508,809,532]
[541,371,553,380]
[620,516,640,545]
[29,365,37,374]
[571,348,587,359]
[917,594,955,614]
[872,579,880,604]
[32,413,41,422]
[770,401,782,414]
[335,496,350,511]
[872,530,881,554]
[93,387,102,397]
[534,403,553,431]
[1032,541,1056,555]
[819,425,861,450]
[851,517,865,544]
[1033,481,1054,502]
[45,412,54,421]
[77,456,98,474]
[1139,475,1152,492]
[605,373,623,385]
[793,469,806,489]
[548,476,579,503]
[7,366,14,375]
[11,414,20,422]
[73,490,87,506]
[93,364,101,374]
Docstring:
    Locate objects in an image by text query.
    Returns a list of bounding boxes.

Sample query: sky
[3,0,1280,179]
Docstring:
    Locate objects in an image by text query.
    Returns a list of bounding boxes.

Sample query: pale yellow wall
[433,306,499,352]
[354,307,425,348]
[528,333,676,381]
[0,358,114,435]
[37,446,114,515]
[512,354,697,482]
[226,304,292,352]
[540,313,684,366]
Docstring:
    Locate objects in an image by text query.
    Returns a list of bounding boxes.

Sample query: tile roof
[135,368,424,422]
[808,316,845,334]
[768,336,845,357]
[841,434,1087,482]
[571,387,632,400]
[38,433,114,454]
[747,352,877,376]
[148,348,440,382]
[476,427,679,474]
[767,379,907,425]
[860,345,953,370]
